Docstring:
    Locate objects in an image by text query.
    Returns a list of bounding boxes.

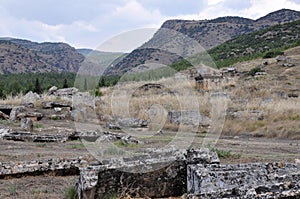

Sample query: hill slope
[208,20,300,68]
[0,38,84,74]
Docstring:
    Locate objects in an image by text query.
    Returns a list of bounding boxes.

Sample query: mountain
[106,9,300,76]
[0,38,84,74]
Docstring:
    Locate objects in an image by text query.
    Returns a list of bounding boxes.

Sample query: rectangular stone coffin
[80,160,187,199]
[188,163,300,198]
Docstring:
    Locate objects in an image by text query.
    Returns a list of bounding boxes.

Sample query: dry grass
[0,93,24,105]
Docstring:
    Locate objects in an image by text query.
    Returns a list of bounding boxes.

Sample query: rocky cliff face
[0,38,84,74]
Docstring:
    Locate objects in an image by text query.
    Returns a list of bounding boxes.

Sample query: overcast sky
[0,0,300,50]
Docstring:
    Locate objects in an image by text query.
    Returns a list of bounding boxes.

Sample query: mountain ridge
[106,9,300,76]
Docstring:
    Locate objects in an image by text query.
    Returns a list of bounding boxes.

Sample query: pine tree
[34,78,42,94]
[63,78,68,88]
[99,77,105,87]
[84,78,88,91]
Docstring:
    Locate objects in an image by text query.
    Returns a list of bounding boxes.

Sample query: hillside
[208,20,300,68]
[0,38,84,74]
[105,9,300,76]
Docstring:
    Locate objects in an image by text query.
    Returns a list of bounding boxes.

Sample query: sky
[0,0,300,51]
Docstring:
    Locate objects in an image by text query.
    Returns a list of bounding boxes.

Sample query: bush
[248,67,262,76]
[263,50,284,58]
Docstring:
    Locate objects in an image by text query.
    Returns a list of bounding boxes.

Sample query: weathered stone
[17,112,43,121]
[77,148,219,198]
[21,118,33,131]
[227,109,264,120]
[168,110,210,126]
[41,101,72,109]
[187,162,300,198]
[0,110,9,120]
[0,128,10,138]
[0,158,81,177]
[56,87,78,96]
[22,91,41,104]
[50,114,66,120]
[9,106,25,121]
[117,118,148,128]
[105,122,121,130]
[283,62,295,67]
[47,86,58,95]
[2,131,69,142]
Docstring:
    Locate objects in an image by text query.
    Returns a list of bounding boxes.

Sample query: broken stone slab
[227,110,264,121]
[0,158,82,177]
[9,106,25,121]
[0,128,10,138]
[41,101,72,109]
[56,87,78,96]
[21,118,33,131]
[105,122,121,130]
[68,131,142,145]
[187,162,300,198]
[2,131,69,142]
[283,63,295,67]
[117,118,148,128]
[47,86,58,95]
[0,110,9,120]
[168,110,210,126]
[17,112,43,121]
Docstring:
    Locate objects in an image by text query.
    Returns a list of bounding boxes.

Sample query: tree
[34,78,42,94]
[0,83,5,99]
[84,78,88,91]
[63,78,68,88]
[98,77,105,87]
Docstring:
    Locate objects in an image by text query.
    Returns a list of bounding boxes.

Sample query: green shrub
[248,67,262,76]
[8,185,17,196]
[64,185,77,199]
[263,50,284,58]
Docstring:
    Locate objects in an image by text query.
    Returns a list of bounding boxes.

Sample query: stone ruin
[76,148,300,199]
[188,163,300,198]
[76,148,219,199]
[0,144,299,198]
